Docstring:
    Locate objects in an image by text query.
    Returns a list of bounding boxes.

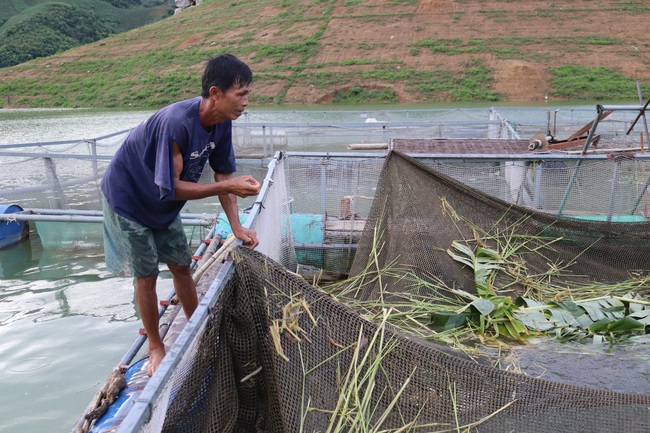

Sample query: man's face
[217,82,252,120]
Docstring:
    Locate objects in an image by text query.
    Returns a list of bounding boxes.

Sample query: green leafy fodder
[321,199,650,351]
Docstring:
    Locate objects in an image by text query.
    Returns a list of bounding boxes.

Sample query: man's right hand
[227,175,260,197]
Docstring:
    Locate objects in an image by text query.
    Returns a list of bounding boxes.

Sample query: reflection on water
[0,228,176,433]
[0,235,38,279]
[505,340,650,395]
[0,229,166,324]
[0,108,153,145]
[0,315,141,433]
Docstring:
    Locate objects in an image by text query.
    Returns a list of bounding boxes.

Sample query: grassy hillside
[1,0,650,108]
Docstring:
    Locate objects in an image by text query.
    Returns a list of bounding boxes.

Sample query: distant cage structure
[2,105,650,250]
[0,130,127,211]
[231,105,650,157]
[1,105,648,211]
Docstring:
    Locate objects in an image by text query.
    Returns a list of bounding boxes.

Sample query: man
[101,53,260,375]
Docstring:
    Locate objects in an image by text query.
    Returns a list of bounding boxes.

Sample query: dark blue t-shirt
[101,97,236,229]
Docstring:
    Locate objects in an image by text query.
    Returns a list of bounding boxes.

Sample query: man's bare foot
[147,346,166,376]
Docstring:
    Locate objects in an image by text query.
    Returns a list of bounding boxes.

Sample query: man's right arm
[170,141,260,200]
[215,172,259,248]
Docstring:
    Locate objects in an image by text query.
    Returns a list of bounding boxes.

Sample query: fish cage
[77,147,650,433]
[2,105,648,432]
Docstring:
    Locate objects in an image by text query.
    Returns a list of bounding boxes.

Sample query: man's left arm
[215,172,259,248]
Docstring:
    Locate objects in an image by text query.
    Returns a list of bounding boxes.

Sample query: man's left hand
[233,227,259,249]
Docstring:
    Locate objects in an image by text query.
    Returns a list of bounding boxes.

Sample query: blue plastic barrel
[0,204,28,249]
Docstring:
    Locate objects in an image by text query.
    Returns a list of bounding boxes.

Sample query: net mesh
[155,245,650,432]
[251,155,297,270]
[350,152,650,298]
[133,151,650,433]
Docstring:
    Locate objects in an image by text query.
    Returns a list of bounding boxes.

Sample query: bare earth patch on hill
[310,0,648,103]
[1,0,650,107]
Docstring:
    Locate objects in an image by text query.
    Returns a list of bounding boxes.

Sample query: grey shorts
[102,198,191,278]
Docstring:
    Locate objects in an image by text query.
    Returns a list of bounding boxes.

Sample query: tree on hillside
[0,3,112,68]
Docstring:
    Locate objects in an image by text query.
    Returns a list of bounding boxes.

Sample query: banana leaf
[513,309,555,331]
[429,311,471,332]
[588,316,645,333]
[629,309,650,326]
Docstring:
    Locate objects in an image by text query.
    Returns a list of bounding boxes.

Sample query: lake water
[0,104,649,432]
[0,108,153,433]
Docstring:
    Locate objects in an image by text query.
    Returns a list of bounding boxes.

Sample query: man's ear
[209,85,223,99]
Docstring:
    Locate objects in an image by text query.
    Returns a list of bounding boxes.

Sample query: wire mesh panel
[284,154,384,273]
[426,157,650,219]
[0,132,127,209]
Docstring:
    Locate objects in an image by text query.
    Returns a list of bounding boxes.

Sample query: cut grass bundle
[319,200,650,352]
[297,309,423,433]
[323,309,415,433]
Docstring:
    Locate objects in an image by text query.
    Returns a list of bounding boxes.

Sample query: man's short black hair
[201,53,253,98]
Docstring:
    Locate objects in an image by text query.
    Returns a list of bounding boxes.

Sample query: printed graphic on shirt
[190,141,216,160]
[184,142,215,182]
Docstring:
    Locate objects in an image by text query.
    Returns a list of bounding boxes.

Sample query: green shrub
[332,86,398,104]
